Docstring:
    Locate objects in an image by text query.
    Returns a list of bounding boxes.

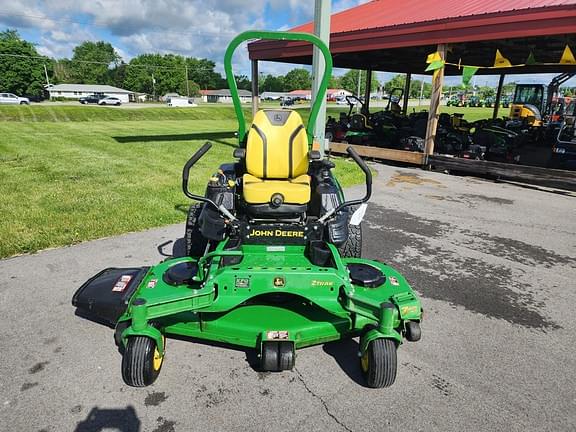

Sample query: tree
[124,53,184,97]
[0,30,50,97]
[235,74,251,91]
[283,69,312,91]
[340,70,379,95]
[328,75,341,88]
[478,86,495,99]
[69,41,120,84]
[383,74,406,94]
[259,74,284,92]
[186,58,224,90]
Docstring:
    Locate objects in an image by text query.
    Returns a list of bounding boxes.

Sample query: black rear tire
[361,338,397,388]
[185,203,208,257]
[338,205,362,258]
[121,336,164,387]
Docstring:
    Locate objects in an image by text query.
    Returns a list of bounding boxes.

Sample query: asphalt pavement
[1,163,575,432]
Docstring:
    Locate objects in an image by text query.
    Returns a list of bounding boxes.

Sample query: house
[288,89,312,100]
[46,84,136,103]
[260,91,288,101]
[327,89,352,100]
[200,89,252,103]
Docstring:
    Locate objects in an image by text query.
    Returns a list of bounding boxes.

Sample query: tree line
[2,30,388,99]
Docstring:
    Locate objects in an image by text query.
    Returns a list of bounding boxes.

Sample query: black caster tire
[405,321,421,342]
[121,336,164,387]
[278,342,295,371]
[185,203,208,257]
[338,205,362,258]
[261,342,279,372]
[361,338,397,388]
[261,342,295,372]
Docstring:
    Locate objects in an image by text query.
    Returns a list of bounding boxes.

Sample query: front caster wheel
[405,321,421,342]
[121,336,164,387]
[261,342,295,371]
[360,338,397,388]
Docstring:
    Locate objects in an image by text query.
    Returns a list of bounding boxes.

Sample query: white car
[98,96,122,106]
[0,93,30,105]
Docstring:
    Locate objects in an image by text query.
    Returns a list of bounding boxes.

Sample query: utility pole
[311,0,331,152]
[43,64,50,87]
[185,65,190,97]
[152,73,156,101]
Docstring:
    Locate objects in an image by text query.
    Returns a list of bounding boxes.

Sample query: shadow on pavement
[74,406,140,432]
[322,338,367,387]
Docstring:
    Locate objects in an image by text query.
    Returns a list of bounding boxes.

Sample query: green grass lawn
[0,105,365,258]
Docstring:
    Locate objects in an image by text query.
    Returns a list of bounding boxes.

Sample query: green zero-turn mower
[72,30,423,389]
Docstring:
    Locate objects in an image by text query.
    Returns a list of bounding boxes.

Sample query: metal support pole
[402,72,411,115]
[424,44,447,162]
[493,73,505,120]
[311,0,331,151]
[363,69,372,116]
[251,60,259,118]
[185,65,190,97]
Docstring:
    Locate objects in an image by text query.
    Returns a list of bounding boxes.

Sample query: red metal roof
[248,0,576,73]
[291,0,576,35]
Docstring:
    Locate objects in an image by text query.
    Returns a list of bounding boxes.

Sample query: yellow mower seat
[243,109,310,205]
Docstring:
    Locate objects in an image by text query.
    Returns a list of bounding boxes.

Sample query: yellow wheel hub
[152,337,165,371]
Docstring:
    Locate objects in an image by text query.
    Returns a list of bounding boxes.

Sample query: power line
[0,52,221,72]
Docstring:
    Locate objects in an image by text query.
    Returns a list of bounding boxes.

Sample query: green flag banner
[425,60,445,72]
[462,66,479,86]
[526,52,537,65]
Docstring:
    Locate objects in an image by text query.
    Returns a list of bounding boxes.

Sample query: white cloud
[0,0,371,74]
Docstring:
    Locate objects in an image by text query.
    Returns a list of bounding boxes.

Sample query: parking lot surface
[1,163,575,432]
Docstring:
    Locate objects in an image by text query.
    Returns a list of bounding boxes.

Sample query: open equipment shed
[247,0,576,175]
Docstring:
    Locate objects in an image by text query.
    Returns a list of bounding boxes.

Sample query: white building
[200,89,252,103]
[47,84,135,103]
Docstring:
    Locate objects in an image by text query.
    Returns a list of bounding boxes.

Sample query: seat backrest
[246,110,308,179]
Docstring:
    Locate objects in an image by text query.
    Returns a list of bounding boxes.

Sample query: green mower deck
[117,243,421,352]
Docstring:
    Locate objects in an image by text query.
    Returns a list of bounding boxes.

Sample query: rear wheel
[338,205,362,258]
[185,203,208,257]
[360,338,397,388]
[121,336,164,387]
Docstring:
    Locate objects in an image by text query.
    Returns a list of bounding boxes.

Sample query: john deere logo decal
[273,276,285,287]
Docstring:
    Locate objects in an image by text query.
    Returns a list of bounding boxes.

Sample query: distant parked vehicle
[167,97,198,107]
[98,96,122,106]
[0,92,30,105]
[280,97,294,107]
[79,94,107,104]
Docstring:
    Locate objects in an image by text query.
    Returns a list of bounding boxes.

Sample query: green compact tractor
[72,31,423,389]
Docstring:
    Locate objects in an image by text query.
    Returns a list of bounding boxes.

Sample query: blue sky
[1,0,574,87]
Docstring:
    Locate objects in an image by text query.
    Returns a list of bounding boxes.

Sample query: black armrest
[233,148,246,159]
[309,150,321,161]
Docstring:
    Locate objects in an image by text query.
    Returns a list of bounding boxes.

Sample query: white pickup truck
[0,93,30,105]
